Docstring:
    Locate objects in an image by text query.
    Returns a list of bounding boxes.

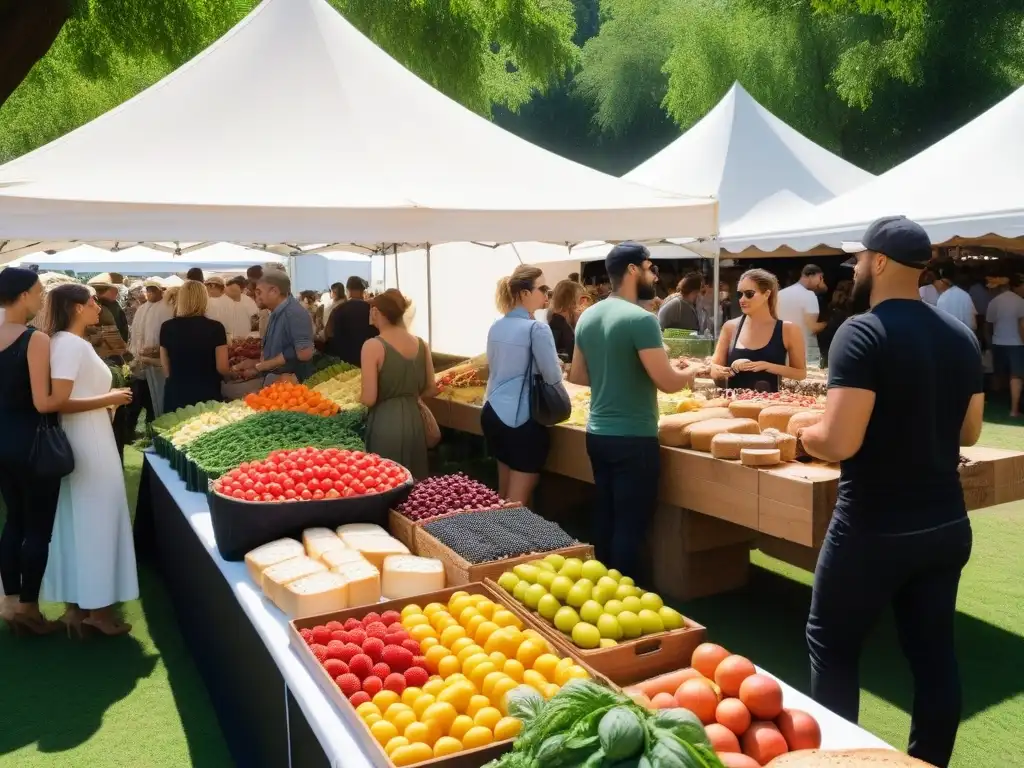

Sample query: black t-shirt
[326,299,379,366]
[160,316,227,387]
[828,299,982,534]
[548,313,576,361]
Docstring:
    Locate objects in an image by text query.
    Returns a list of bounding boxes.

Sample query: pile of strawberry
[300,610,430,707]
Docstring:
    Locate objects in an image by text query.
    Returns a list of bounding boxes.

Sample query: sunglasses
[737,290,759,300]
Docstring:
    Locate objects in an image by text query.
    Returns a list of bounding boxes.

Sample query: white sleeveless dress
[41,332,138,609]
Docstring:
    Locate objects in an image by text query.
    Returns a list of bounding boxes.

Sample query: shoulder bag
[29,412,75,479]
[518,322,572,427]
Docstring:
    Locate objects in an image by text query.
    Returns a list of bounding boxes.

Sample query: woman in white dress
[41,284,138,637]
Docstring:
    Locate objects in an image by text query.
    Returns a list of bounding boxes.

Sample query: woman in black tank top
[708,269,808,392]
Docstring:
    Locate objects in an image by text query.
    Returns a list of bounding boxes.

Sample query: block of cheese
[762,428,798,461]
[340,534,410,569]
[786,410,823,436]
[728,400,772,420]
[686,418,760,452]
[276,571,349,618]
[244,538,304,584]
[321,547,368,569]
[758,405,810,432]
[332,560,382,607]
[302,527,348,559]
[261,556,326,608]
[658,407,732,447]
[382,555,445,599]
[710,432,778,460]
[336,523,390,538]
[741,448,782,466]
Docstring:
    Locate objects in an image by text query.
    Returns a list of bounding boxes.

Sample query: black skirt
[481,402,550,474]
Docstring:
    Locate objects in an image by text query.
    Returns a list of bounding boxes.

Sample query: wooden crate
[289,582,616,768]
[485,578,707,687]
[414,529,593,587]
[388,506,519,555]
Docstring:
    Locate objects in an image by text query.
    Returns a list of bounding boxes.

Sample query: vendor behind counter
[235,270,314,383]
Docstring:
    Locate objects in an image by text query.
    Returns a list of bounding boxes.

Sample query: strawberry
[311,626,331,645]
[364,622,387,640]
[309,644,328,663]
[330,630,347,643]
[336,673,361,698]
[362,637,385,662]
[343,618,363,632]
[380,610,401,627]
[384,628,409,646]
[299,628,313,644]
[412,656,427,670]
[403,666,428,688]
[361,675,383,697]
[362,611,382,626]
[325,640,346,660]
[401,639,421,656]
[383,673,407,694]
[348,691,371,708]
[339,643,362,664]
[371,662,391,679]
[382,645,414,673]
[348,653,373,679]
[326,620,345,632]
[348,628,367,646]
[324,659,349,678]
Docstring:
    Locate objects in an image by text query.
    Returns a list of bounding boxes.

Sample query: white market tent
[0,0,715,258]
[727,84,1024,254]
[10,242,283,274]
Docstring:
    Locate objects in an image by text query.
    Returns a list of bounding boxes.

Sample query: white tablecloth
[147,453,890,764]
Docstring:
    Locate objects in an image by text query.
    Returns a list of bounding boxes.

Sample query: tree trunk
[0,0,73,110]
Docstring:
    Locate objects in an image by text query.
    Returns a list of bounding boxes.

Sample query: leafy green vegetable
[304,360,356,388]
[600,707,645,760]
[650,709,708,748]
[506,686,545,727]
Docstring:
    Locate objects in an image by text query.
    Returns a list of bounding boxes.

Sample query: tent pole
[287,252,297,293]
[394,243,400,291]
[425,243,433,346]
[712,240,721,339]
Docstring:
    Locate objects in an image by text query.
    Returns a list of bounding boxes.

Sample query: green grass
[1,408,1021,766]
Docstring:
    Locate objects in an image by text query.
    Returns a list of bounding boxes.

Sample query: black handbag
[29,413,75,479]
[517,322,572,427]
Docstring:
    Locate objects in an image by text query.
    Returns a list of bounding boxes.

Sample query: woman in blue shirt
[482,265,566,505]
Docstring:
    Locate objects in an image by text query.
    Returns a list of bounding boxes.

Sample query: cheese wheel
[758,405,809,432]
[686,418,760,452]
[657,407,732,447]
[741,447,782,466]
[276,571,349,618]
[244,538,304,584]
[762,428,798,461]
[710,432,778,460]
[728,400,772,420]
[766,749,935,767]
[786,410,824,436]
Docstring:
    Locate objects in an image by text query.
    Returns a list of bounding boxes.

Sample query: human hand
[743,360,772,373]
[107,388,133,407]
[709,364,734,379]
[232,358,258,372]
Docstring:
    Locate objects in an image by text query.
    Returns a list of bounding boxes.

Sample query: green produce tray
[664,337,714,358]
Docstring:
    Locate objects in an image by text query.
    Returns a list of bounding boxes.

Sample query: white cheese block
[382,555,446,600]
[244,538,305,584]
[261,556,327,608]
[340,534,410,569]
[332,560,382,607]
[709,432,778,460]
[276,571,349,618]
[302,527,348,559]
[336,523,390,538]
[740,448,782,467]
[320,547,368,569]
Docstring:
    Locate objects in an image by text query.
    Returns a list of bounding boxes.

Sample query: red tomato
[300,489,312,500]
[284,489,296,500]
[313,490,325,500]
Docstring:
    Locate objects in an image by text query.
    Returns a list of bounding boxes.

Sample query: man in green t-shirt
[569,242,701,577]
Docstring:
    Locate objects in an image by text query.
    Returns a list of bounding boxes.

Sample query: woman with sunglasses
[708,269,807,392]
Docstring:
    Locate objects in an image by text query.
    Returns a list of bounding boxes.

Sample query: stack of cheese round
[758,405,812,432]
[740,447,782,466]
[657,407,731,447]
[710,432,777,459]
[767,749,937,767]
[786,410,823,436]
[687,417,760,452]
[761,427,798,461]
[728,400,774,421]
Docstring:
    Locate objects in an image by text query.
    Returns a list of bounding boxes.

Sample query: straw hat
[87,272,124,289]
[143,277,165,289]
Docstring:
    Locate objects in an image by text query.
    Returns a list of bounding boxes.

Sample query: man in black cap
[569,242,701,577]
[796,216,984,768]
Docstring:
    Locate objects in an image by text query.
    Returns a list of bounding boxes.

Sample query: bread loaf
[710,432,778,460]
[758,405,809,432]
[766,749,936,767]
[686,418,760,452]
[728,400,772,420]
[762,428,798,461]
[658,407,731,447]
[786,410,824,436]
[741,447,782,466]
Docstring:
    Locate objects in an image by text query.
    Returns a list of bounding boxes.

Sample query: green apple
[549,575,574,601]
[513,564,539,583]
[616,611,642,639]
[553,606,581,634]
[599,638,618,648]
[513,580,530,603]
[619,576,635,587]
[571,622,601,649]
[537,594,561,620]
[536,570,556,590]
[566,582,592,609]
[622,596,643,613]
[640,592,664,612]
[524,583,548,610]
[603,599,624,616]
[658,606,684,630]
[596,614,623,640]
[592,583,616,605]
[615,584,640,601]
[497,572,520,594]
[607,568,623,581]
[596,576,619,593]
[637,609,665,635]
[544,553,566,571]
[580,559,608,582]
[533,559,555,572]
[579,600,603,624]
[559,558,584,580]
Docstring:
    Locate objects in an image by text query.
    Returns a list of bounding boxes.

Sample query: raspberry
[401,639,421,656]
[299,628,313,644]
[326,620,345,632]
[380,610,401,626]
[412,656,427,670]
[383,673,407,694]
[403,666,428,688]
[385,629,409,646]
[371,662,391,679]
[348,690,371,707]
[326,640,346,660]
[382,645,414,673]
[343,618,363,631]
[330,630,347,643]
[336,673,361,698]
[362,676,383,697]
[365,622,388,640]
[348,628,367,646]
[348,653,373,679]
[362,611,382,625]
[362,637,385,662]
[311,626,331,645]
[339,643,362,664]
[324,659,349,678]
[309,644,328,663]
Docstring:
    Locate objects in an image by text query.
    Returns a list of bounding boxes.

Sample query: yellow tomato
[469,661,497,690]
[403,614,430,630]
[404,720,441,747]
[465,694,492,719]
[481,671,508,699]
[436,681,474,713]
[363,713,382,727]
[456,644,486,665]
[421,701,458,733]
[433,736,463,758]
[461,726,494,750]
[390,743,434,766]
[490,677,519,712]
[409,624,438,643]
[502,659,525,682]
[461,653,490,680]
[458,606,481,627]
[541,683,560,700]
[464,614,487,639]
[493,717,522,741]
[449,637,476,656]
[437,654,462,680]
[422,677,446,697]
[355,702,381,719]
[400,604,423,620]
[448,714,475,741]
[440,625,467,648]
[422,602,446,617]
[474,599,496,619]
[533,654,561,682]
[384,702,413,723]
[369,719,398,747]
[522,669,547,691]
[474,620,500,646]
[448,595,473,617]
[491,609,522,629]
[390,709,417,735]
[473,706,502,732]
[515,639,546,670]
[420,636,440,652]
[424,645,452,674]
[384,736,409,756]
[411,694,436,719]
[372,690,400,712]
[487,651,508,668]
[401,687,423,707]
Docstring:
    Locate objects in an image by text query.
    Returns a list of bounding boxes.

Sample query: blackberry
[424,506,577,564]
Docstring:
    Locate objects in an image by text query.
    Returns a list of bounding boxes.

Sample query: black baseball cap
[841,215,932,268]
[605,241,651,279]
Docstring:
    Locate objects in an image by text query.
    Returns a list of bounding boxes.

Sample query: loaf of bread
[728,400,772,420]
[687,418,760,452]
[657,407,731,447]
[741,447,782,466]
[767,749,936,767]
[786,410,824,436]
[762,428,798,461]
[710,432,777,460]
[758,405,810,432]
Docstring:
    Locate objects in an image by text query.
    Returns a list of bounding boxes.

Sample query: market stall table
[136,450,896,765]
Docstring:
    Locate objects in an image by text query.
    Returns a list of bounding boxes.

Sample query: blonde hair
[550,279,584,320]
[739,268,780,319]
[495,265,543,315]
[175,280,209,318]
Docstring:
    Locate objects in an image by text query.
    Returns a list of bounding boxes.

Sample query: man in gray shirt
[658,272,706,333]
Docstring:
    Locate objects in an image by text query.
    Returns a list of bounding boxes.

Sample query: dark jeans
[807,514,972,768]
[127,375,155,438]
[0,465,62,603]
[585,433,660,578]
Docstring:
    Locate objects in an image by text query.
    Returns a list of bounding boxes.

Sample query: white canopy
[10,242,283,274]
[0,0,715,255]
[728,85,1024,253]
[625,83,873,254]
